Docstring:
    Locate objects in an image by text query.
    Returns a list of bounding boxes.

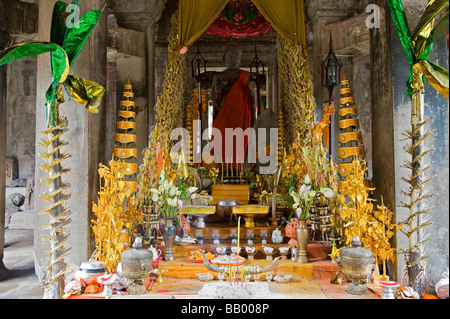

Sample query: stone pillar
[146,24,157,134]
[0,0,11,281]
[368,1,397,280]
[0,63,11,281]
[108,0,167,141]
[34,0,107,281]
[144,1,167,138]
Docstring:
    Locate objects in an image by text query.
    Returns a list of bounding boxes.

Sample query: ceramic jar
[76,261,107,285]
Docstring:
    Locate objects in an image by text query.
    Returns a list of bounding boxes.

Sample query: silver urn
[337,236,375,295]
[121,241,153,295]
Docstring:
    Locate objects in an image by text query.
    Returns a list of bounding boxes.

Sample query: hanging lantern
[191,45,207,122]
[321,33,342,102]
[321,33,342,158]
[191,45,207,82]
[249,46,265,117]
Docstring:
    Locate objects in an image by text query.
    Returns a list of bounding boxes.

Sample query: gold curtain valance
[252,0,306,46]
[177,0,228,52]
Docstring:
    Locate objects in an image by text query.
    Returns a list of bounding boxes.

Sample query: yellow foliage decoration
[332,158,401,268]
[277,36,317,148]
[91,159,143,273]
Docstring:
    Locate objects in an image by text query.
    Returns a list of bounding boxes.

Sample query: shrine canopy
[177,0,307,52]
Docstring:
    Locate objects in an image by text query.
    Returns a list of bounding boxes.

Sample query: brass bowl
[232,205,269,227]
[151,268,169,283]
[216,199,239,216]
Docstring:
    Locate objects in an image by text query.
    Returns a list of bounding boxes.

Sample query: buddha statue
[211,41,257,121]
[208,40,258,167]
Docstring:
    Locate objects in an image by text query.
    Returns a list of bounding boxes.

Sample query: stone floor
[0,229,382,299]
[0,229,44,299]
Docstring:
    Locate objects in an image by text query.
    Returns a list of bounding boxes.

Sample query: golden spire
[113,78,138,193]
[177,147,189,180]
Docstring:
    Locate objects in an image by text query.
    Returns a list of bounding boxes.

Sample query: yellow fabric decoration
[177,0,228,52]
[419,60,449,100]
[252,0,306,46]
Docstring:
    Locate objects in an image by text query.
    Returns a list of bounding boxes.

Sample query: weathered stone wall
[1,0,38,279]
[2,0,38,185]
[5,37,37,181]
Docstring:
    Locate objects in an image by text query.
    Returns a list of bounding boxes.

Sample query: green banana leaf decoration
[0,1,105,299]
[387,0,448,296]
[0,0,105,127]
[388,0,449,99]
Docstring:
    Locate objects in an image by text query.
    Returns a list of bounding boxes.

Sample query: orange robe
[212,70,252,166]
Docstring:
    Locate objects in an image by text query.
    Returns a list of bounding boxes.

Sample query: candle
[236,216,241,285]
[236,217,241,251]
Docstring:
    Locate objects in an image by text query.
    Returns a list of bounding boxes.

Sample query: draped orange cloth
[212,70,252,165]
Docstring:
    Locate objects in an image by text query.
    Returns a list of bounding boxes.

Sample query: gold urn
[337,236,375,295]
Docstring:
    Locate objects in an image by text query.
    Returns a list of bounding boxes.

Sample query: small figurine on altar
[271,228,283,243]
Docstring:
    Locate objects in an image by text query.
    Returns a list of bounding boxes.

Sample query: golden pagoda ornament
[337,74,369,190]
[113,78,138,193]
[185,88,199,165]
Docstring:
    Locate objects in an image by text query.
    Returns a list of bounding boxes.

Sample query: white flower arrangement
[290,174,334,219]
[150,179,198,219]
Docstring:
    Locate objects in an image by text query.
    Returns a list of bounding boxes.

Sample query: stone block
[5,158,17,186]
[7,210,35,230]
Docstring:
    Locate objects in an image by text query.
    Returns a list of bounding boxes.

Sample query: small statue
[271,228,283,243]
[25,174,34,209]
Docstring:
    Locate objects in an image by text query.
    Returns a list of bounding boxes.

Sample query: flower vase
[162,217,176,261]
[295,218,309,263]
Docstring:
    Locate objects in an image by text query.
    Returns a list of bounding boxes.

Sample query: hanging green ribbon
[0,1,105,127]
[387,0,449,99]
